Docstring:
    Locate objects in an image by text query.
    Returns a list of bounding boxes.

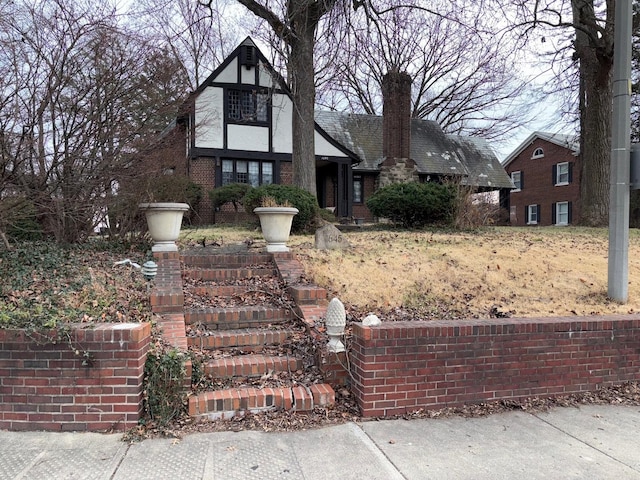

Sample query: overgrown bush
[1,196,43,241]
[209,183,252,222]
[143,345,187,426]
[243,184,319,233]
[146,174,203,220]
[366,182,455,228]
[108,174,203,238]
[452,186,504,229]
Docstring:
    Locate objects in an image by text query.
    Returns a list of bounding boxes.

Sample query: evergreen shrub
[366,182,455,228]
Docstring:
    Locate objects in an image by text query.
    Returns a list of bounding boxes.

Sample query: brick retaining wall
[0,323,151,432]
[351,316,640,417]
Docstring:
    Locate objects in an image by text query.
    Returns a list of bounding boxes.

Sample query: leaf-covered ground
[4,229,640,438]
[0,240,152,329]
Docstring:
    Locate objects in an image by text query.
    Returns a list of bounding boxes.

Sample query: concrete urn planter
[139,202,190,252]
[253,206,299,253]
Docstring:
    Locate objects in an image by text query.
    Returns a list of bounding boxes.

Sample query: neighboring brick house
[160,37,513,224]
[502,132,580,226]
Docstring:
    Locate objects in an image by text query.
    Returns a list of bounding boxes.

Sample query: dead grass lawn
[180,225,640,319]
[294,227,640,319]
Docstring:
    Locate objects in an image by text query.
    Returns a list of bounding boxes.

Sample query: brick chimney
[379,70,417,187]
[382,70,412,163]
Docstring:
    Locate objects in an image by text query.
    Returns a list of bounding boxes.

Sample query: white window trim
[531,147,545,159]
[555,201,569,226]
[511,171,521,192]
[555,162,570,186]
[527,205,538,225]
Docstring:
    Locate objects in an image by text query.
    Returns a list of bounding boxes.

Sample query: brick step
[188,384,335,420]
[188,328,296,351]
[181,253,272,269]
[184,267,277,282]
[286,285,328,305]
[187,284,256,298]
[203,354,302,378]
[185,306,293,330]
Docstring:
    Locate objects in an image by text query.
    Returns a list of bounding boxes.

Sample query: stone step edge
[188,384,335,420]
[203,354,302,378]
[187,328,296,350]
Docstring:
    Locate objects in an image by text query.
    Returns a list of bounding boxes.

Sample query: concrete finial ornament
[325,298,346,353]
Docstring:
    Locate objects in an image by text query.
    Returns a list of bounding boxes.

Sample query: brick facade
[505,138,581,226]
[0,323,151,431]
[190,157,216,224]
[352,174,377,221]
[189,159,296,225]
[350,317,640,417]
[382,71,412,161]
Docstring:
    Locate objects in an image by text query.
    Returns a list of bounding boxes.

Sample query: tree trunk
[572,0,614,227]
[579,67,612,226]
[288,9,318,197]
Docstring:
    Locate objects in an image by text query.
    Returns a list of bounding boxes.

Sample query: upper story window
[532,147,544,159]
[511,171,522,191]
[227,88,268,124]
[554,162,571,186]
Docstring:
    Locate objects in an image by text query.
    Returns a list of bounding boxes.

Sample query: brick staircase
[153,247,335,421]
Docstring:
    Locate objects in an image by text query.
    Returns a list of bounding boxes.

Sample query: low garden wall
[0,323,151,431]
[350,316,640,417]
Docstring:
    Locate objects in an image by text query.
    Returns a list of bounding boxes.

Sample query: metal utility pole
[608,0,633,302]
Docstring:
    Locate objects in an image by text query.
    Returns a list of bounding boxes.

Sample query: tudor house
[502,132,580,227]
[162,37,513,224]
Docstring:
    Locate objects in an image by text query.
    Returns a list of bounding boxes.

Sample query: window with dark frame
[353,175,363,203]
[511,171,522,190]
[227,88,269,123]
[221,159,273,187]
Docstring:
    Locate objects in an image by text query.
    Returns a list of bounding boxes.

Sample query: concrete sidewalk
[1,404,639,479]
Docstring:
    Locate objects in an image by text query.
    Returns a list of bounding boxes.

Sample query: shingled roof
[315,111,513,189]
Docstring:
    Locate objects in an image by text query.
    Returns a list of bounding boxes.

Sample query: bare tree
[0,0,188,243]
[500,0,615,227]
[133,0,239,91]
[317,1,537,142]
[196,0,340,197]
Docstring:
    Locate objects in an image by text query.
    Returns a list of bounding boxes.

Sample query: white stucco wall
[195,87,224,149]
[259,62,276,88]
[315,132,349,157]
[241,66,254,84]
[228,124,269,151]
[271,93,293,153]
[215,59,237,83]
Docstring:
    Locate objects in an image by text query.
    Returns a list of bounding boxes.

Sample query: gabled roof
[194,37,288,94]
[314,111,514,189]
[502,131,580,167]
[188,37,358,162]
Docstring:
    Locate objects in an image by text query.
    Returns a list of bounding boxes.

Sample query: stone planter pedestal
[253,207,299,253]
[139,202,190,252]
